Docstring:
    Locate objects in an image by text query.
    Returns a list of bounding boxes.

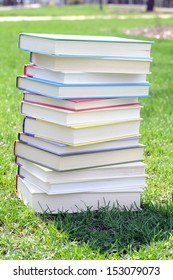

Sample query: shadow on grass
[39,195,173,257]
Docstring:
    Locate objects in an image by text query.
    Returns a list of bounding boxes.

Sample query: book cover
[23,92,140,112]
[16,157,146,184]
[14,140,145,171]
[21,100,142,126]
[19,33,153,58]
[18,166,146,195]
[24,64,148,84]
[18,133,141,156]
[17,75,150,99]
[17,176,142,213]
[30,52,152,74]
[22,117,141,146]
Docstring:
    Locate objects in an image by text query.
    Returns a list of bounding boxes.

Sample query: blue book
[17,75,150,99]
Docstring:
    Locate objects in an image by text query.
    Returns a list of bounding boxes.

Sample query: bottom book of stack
[16,158,146,213]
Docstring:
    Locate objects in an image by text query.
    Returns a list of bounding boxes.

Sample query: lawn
[0,4,173,260]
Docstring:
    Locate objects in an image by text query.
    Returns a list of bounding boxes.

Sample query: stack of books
[14,33,153,213]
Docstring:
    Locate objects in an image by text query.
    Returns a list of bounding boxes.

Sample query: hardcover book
[18,166,146,195]
[17,75,150,99]
[30,52,152,74]
[23,92,140,112]
[22,117,141,146]
[21,100,142,126]
[17,176,142,213]
[24,64,148,84]
[16,157,146,184]
[14,140,144,171]
[19,33,153,58]
[18,133,141,155]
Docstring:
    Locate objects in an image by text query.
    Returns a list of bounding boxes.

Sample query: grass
[0,5,173,260]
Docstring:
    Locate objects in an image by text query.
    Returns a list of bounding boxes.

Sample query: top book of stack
[18,33,153,59]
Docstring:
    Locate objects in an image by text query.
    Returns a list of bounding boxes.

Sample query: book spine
[22,117,36,137]
[24,64,34,77]
[14,140,17,158]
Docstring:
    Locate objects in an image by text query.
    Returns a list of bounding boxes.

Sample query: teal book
[18,33,153,58]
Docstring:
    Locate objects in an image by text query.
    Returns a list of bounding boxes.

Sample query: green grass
[0,5,173,260]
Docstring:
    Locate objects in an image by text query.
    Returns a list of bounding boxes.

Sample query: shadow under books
[38,197,173,257]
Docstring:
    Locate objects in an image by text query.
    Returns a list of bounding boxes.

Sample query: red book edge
[22,98,140,112]
[24,64,35,77]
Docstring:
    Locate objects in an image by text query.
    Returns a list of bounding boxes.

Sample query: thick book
[23,92,140,112]
[19,33,153,58]
[18,133,140,156]
[18,166,146,194]
[17,75,150,99]
[14,141,144,171]
[17,176,142,213]
[30,52,152,74]
[24,64,148,84]
[16,157,146,184]
[21,100,142,126]
[22,117,141,146]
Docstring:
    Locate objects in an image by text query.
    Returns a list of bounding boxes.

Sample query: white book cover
[18,166,146,195]
[16,157,146,183]
[17,176,142,213]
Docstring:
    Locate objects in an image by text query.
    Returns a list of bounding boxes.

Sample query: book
[18,166,146,194]
[16,157,146,184]
[18,133,141,155]
[17,75,150,99]
[18,33,153,58]
[23,92,140,112]
[14,141,144,171]
[17,176,142,213]
[24,64,148,84]
[21,101,142,126]
[30,52,152,74]
[22,117,141,146]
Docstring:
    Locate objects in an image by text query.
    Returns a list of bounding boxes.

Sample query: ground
[125,25,173,39]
